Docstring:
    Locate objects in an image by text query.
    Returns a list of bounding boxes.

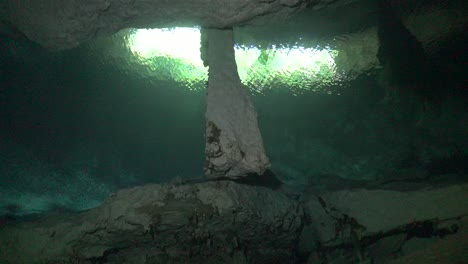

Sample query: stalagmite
[202,28,270,178]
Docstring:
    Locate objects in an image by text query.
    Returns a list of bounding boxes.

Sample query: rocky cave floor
[0,171,467,264]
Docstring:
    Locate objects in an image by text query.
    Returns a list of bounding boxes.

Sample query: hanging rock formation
[202,28,270,178]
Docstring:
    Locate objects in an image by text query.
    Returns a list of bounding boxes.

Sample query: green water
[0,21,466,215]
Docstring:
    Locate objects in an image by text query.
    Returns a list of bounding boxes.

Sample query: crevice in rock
[310,190,467,263]
[316,214,465,263]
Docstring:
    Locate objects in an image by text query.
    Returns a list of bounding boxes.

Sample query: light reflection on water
[123,27,341,94]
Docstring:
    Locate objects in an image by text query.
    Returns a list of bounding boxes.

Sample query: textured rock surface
[0,181,302,263]
[1,182,467,263]
[300,183,468,263]
[203,28,270,178]
[387,217,468,264]
[1,0,313,50]
[319,184,468,235]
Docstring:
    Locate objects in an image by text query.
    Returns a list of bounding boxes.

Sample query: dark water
[0,0,466,215]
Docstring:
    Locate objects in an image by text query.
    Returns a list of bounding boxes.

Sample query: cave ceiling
[0,0,465,53]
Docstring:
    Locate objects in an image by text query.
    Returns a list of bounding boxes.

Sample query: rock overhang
[1,0,322,50]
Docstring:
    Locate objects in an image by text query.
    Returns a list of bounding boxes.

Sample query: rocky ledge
[0,180,467,263]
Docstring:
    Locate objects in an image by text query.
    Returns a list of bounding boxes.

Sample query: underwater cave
[0,0,467,263]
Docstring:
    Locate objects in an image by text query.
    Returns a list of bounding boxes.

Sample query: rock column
[202,28,270,178]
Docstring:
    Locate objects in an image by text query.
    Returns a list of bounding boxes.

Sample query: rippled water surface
[89,26,373,95]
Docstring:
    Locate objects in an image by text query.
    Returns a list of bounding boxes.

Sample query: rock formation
[0,0,312,50]
[202,28,270,178]
[1,181,467,263]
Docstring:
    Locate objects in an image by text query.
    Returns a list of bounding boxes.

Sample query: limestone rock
[1,0,311,50]
[300,183,468,263]
[1,181,467,263]
[0,181,302,263]
[319,184,468,235]
[203,28,270,178]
